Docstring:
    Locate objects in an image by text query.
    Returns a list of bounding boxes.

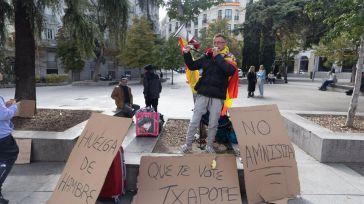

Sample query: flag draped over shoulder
[219,46,239,116]
[178,37,199,94]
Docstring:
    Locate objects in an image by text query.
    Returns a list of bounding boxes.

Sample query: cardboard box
[15,138,32,164]
[17,100,36,118]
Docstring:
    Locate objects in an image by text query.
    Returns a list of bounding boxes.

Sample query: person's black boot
[0,197,9,204]
[0,191,9,204]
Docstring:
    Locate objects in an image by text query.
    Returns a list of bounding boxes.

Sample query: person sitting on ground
[111,75,140,117]
[267,71,275,84]
[319,70,337,91]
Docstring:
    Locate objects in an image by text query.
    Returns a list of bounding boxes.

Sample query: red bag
[136,111,159,137]
[99,147,126,202]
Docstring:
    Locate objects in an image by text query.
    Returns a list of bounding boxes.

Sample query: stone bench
[13,121,87,162]
[282,111,364,163]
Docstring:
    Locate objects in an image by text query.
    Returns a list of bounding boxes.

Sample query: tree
[306,0,364,127]
[56,28,85,74]
[0,0,129,101]
[313,32,358,70]
[242,0,324,72]
[153,36,183,84]
[164,0,224,22]
[119,16,156,77]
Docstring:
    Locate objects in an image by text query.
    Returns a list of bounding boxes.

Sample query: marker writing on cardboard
[160,184,239,204]
[77,130,118,154]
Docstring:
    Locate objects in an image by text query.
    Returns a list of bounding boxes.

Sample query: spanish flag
[178,37,199,94]
[219,46,239,116]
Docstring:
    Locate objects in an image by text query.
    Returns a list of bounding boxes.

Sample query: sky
[159,6,167,21]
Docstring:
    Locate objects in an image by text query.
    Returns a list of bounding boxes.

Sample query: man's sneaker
[0,196,9,204]
[205,145,216,154]
[180,144,192,153]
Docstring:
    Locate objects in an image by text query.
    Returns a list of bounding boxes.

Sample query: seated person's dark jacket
[183,52,236,100]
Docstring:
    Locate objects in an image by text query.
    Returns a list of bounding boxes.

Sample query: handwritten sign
[229,105,300,204]
[47,113,132,204]
[133,154,242,204]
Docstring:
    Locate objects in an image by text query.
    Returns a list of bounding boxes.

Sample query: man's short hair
[120,75,128,80]
[213,33,226,40]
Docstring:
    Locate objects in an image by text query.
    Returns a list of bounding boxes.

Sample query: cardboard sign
[229,105,300,204]
[15,138,32,164]
[134,154,242,204]
[17,100,36,118]
[47,113,132,204]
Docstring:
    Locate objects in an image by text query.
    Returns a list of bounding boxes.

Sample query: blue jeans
[320,80,334,90]
[258,80,265,96]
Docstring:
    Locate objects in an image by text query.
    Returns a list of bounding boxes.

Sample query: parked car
[175,67,185,73]
[238,69,243,78]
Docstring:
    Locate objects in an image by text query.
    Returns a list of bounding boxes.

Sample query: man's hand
[183,45,192,53]
[212,47,219,57]
[5,99,16,107]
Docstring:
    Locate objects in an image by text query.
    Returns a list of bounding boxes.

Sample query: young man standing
[180,34,236,153]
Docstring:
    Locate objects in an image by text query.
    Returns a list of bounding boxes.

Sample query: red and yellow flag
[219,46,239,116]
[178,37,199,94]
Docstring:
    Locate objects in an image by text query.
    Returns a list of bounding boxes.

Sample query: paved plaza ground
[0,73,363,203]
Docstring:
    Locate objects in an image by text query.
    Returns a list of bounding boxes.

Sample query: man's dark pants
[0,135,19,198]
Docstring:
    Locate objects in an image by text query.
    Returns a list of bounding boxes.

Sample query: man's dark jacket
[184,52,236,99]
[143,71,162,100]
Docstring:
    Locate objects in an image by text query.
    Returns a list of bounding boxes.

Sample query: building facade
[160,0,248,41]
[34,0,160,81]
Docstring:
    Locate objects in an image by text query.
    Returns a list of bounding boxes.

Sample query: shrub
[36,74,68,83]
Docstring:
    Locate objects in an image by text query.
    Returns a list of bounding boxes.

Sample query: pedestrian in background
[256,65,266,97]
[111,75,140,117]
[247,66,257,98]
[143,65,162,112]
[267,71,275,84]
[0,72,19,204]
[319,70,337,91]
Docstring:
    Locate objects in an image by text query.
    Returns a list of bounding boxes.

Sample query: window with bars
[225,9,232,20]
[218,10,222,19]
[202,14,207,23]
[234,10,239,20]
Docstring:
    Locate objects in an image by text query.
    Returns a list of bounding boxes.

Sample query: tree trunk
[345,31,364,127]
[171,68,174,85]
[14,1,36,102]
[93,46,104,82]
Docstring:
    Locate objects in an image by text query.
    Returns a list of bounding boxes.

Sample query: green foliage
[36,74,69,83]
[313,32,358,67]
[242,0,321,70]
[164,0,224,22]
[119,16,156,68]
[56,28,85,72]
[0,52,14,83]
[306,0,364,43]
[153,36,183,70]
